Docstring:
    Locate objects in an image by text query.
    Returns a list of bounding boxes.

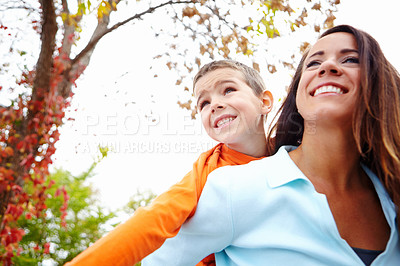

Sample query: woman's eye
[224,88,236,95]
[306,60,320,68]
[343,57,359,64]
[199,101,210,111]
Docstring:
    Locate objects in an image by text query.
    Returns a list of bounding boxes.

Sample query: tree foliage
[123,189,157,215]
[0,0,339,263]
[13,153,115,265]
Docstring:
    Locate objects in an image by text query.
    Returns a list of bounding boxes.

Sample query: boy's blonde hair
[193,60,266,96]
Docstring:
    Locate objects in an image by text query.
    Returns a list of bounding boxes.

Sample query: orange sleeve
[64,170,198,265]
[65,146,220,266]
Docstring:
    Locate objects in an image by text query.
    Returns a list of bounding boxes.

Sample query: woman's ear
[261,90,273,115]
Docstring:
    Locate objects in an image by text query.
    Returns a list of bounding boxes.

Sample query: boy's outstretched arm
[65,144,258,265]
[64,170,198,265]
[64,144,224,265]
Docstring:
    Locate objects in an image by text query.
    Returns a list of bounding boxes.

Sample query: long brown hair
[268,25,400,230]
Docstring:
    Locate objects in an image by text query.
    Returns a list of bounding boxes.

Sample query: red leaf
[20,154,34,168]
[4,147,14,156]
[16,141,24,151]
[11,185,22,193]
[25,213,32,220]
[43,242,50,254]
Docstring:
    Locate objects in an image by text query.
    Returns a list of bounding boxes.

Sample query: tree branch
[71,0,193,66]
[32,0,57,100]
[56,0,82,98]
[0,0,38,13]
[60,0,74,58]
[57,0,193,98]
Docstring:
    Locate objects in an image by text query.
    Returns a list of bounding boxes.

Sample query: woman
[143,25,400,265]
[268,24,400,265]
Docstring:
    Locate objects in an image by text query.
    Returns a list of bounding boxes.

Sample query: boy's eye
[199,100,210,111]
[224,87,236,95]
[343,57,359,64]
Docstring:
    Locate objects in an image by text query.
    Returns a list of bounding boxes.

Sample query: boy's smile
[214,114,237,129]
[194,68,272,155]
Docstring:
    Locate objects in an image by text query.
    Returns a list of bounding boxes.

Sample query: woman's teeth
[314,85,344,96]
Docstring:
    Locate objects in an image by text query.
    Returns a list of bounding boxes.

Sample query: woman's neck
[289,127,366,193]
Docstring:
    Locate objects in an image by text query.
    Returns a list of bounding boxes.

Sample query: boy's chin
[216,137,241,148]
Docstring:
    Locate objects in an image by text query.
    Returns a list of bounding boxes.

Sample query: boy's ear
[261,90,273,115]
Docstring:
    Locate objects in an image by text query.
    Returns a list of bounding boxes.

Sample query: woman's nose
[319,60,342,76]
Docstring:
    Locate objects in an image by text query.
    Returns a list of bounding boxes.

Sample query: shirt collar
[361,164,397,227]
[265,145,311,188]
[265,146,397,227]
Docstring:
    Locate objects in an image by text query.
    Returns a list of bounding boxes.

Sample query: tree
[13,149,115,265]
[123,189,157,215]
[0,0,340,263]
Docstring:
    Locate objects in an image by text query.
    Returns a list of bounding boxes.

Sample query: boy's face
[194,68,272,150]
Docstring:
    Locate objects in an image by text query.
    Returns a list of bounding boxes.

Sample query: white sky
[51,0,400,215]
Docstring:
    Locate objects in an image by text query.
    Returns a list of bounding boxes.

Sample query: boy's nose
[211,103,225,113]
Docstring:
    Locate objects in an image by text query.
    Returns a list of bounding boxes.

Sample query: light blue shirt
[143,146,400,265]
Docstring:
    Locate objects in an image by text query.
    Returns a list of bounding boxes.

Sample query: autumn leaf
[312,3,322,11]
[267,64,277,74]
[324,12,336,28]
[177,100,192,110]
[3,147,14,157]
[252,62,260,72]
[182,7,199,18]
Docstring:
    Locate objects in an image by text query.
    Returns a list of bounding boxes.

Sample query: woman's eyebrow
[309,48,359,59]
[309,50,324,59]
[340,48,359,54]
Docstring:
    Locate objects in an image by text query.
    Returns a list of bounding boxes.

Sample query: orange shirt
[65,143,262,266]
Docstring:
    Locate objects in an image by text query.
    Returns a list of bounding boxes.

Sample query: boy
[66,60,273,265]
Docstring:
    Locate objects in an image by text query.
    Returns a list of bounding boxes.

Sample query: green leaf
[78,3,86,15]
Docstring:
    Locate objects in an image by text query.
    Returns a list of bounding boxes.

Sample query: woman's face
[296,32,361,130]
